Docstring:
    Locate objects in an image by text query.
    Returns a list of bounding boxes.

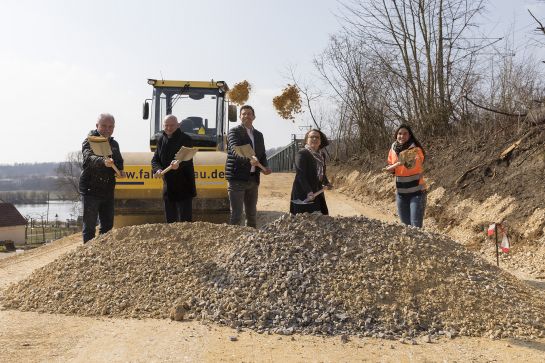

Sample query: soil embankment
[328,121,545,281]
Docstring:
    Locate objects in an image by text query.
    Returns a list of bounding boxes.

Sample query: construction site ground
[1,172,545,362]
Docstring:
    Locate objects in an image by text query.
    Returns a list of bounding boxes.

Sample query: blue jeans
[164,198,193,223]
[82,195,114,243]
[228,178,259,228]
[396,192,426,228]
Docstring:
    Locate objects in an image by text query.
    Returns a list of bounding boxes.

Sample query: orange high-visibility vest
[387,144,426,194]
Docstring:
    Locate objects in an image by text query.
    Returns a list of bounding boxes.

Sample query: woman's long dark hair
[394,124,425,156]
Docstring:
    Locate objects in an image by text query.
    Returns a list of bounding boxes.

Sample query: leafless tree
[333,0,488,136]
[465,24,545,125]
[314,34,392,152]
[55,151,82,200]
[304,0,545,160]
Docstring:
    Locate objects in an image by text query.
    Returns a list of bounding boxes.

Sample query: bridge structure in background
[267,135,304,172]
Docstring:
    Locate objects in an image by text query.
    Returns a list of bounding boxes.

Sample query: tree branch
[464,95,527,117]
[528,9,545,35]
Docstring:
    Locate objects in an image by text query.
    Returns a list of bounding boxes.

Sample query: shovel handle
[160,160,179,175]
[112,164,122,177]
[107,157,122,178]
[313,189,324,197]
[251,156,267,172]
[303,189,324,203]
[160,165,173,175]
[383,161,401,172]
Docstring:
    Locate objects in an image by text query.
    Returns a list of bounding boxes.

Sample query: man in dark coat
[152,115,196,223]
[225,105,271,227]
[79,113,124,243]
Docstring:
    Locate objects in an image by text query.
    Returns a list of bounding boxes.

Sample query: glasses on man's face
[309,136,321,139]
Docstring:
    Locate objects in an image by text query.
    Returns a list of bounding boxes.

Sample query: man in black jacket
[225,105,271,227]
[152,115,196,223]
[79,113,124,243]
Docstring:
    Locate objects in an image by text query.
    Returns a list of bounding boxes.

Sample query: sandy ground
[1,173,545,362]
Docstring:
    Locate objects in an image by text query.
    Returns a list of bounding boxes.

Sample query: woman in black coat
[290,129,333,215]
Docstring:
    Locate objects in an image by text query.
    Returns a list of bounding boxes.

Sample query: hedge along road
[0,173,544,362]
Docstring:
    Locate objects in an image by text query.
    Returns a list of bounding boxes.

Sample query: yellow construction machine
[113,79,237,226]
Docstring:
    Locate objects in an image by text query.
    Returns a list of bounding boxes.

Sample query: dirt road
[1,173,544,362]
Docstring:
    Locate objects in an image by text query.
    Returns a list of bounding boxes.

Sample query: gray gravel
[2,214,545,339]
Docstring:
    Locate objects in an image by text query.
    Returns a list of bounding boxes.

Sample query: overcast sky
[0,0,544,164]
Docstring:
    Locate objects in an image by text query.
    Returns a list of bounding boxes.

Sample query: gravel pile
[3,214,545,339]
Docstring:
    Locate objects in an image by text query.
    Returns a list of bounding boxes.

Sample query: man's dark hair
[240,105,255,117]
[304,129,329,149]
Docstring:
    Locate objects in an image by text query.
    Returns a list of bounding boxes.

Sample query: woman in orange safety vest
[384,124,426,227]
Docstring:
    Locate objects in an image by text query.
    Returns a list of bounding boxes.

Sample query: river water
[14,201,82,222]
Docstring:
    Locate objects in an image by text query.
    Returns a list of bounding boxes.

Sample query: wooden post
[41,216,46,243]
[46,192,50,225]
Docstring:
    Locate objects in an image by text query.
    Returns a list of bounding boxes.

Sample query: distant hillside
[0,162,80,199]
[0,163,60,178]
[0,176,59,192]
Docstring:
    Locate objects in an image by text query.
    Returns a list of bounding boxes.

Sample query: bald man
[151,115,196,223]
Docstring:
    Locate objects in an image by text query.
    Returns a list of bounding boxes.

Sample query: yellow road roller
[113,79,237,226]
